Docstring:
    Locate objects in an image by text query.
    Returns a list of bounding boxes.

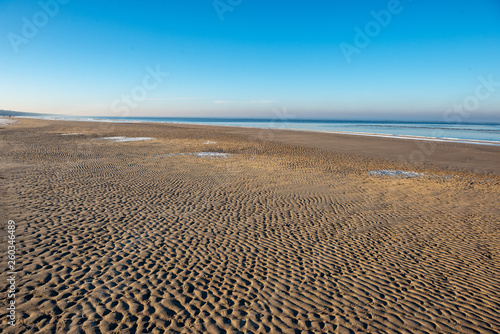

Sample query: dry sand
[1,118,499,333]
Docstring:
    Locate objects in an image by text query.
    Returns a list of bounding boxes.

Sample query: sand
[1,118,499,333]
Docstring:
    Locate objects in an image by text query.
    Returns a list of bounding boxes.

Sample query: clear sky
[1,0,499,121]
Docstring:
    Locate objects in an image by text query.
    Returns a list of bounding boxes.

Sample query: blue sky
[1,0,499,121]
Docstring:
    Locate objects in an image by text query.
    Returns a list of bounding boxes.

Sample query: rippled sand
[1,119,499,333]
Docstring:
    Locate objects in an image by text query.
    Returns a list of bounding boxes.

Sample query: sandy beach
[1,118,499,333]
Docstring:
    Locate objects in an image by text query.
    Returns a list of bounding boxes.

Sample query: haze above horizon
[1,0,499,122]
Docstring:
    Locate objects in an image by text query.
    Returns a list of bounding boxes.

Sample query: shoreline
[15,116,500,147]
[8,117,500,175]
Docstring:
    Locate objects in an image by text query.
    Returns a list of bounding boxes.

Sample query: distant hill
[0,110,50,117]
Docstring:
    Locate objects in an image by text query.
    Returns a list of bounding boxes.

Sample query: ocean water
[25,116,500,146]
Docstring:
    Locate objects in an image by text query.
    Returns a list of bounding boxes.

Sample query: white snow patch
[194,152,231,158]
[100,137,154,143]
[369,170,424,178]
[0,119,17,127]
[61,133,82,136]
[204,141,217,145]
[155,152,232,158]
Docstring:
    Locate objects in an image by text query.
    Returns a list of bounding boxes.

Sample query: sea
[21,116,500,146]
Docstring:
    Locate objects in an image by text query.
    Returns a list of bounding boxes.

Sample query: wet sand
[1,118,499,333]
[0,118,17,128]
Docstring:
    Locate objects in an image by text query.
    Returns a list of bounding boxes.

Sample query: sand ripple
[1,119,499,333]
